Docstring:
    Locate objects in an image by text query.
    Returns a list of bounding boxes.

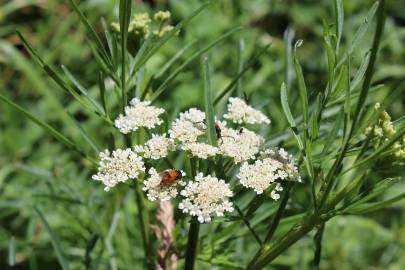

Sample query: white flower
[179,173,234,223]
[114,98,164,134]
[143,168,185,201]
[92,149,145,191]
[135,134,175,159]
[168,108,206,143]
[224,97,270,124]
[218,124,264,163]
[237,147,301,195]
[181,142,218,159]
[179,108,206,124]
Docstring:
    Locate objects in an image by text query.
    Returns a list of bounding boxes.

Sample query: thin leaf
[8,236,16,266]
[154,39,198,79]
[68,0,111,67]
[334,0,344,52]
[214,44,271,105]
[280,82,296,128]
[61,65,105,115]
[150,27,242,102]
[336,1,379,67]
[202,56,217,146]
[343,192,405,214]
[68,113,101,153]
[133,2,211,73]
[293,43,309,129]
[0,94,95,164]
[34,207,70,270]
[119,0,132,111]
[236,38,245,96]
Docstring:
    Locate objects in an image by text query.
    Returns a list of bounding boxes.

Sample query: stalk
[184,219,200,270]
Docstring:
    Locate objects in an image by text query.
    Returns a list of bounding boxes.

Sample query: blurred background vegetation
[0,0,404,269]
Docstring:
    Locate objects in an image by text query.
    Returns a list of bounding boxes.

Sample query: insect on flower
[214,122,236,144]
[159,169,183,185]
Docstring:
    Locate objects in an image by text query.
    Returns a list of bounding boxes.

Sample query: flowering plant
[1,0,404,269]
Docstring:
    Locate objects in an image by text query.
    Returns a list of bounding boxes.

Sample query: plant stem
[133,180,153,268]
[234,203,262,246]
[312,223,325,270]
[263,182,294,243]
[184,219,200,270]
[317,0,386,211]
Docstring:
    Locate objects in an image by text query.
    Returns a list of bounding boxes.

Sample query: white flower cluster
[143,168,185,201]
[237,148,301,197]
[179,173,234,223]
[91,96,301,222]
[92,149,145,191]
[115,98,164,134]
[218,123,264,163]
[224,97,270,124]
[135,134,175,160]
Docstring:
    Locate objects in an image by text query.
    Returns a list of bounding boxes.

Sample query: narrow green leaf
[343,192,405,214]
[150,27,241,102]
[202,56,217,146]
[68,0,111,67]
[350,52,370,91]
[0,94,95,164]
[154,39,198,79]
[34,207,70,270]
[284,29,295,90]
[280,82,296,128]
[214,43,270,105]
[119,0,132,112]
[236,38,245,96]
[321,109,344,157]
[337,1,378,67]
[334,0,344,52]
[61,65,105,115]
[68,114,101,153]
[133,2,211,73]
[293,43,309,128]
[98,72,109,118]
[8,236,16,266]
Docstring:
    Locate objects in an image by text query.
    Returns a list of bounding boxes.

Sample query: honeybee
[159,169,183,185]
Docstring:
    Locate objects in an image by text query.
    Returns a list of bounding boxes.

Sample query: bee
[214,122,237,144]
[159,169,183,185]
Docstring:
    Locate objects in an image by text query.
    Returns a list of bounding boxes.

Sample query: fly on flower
[159,169,183,185]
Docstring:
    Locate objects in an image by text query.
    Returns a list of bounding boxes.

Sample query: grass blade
[34,206,70,270]
[8,236,16,266]
[68,113,101,153]
[133,2,211,73]
[68,0,111,68]
[0,93,95,164]
[119,0,132,112]
[334,0,344,52]
[214,43,271,105]
[61,65,105,115]
[280,82,296,128]
[236,38,245,96]
[151,27,241,102]
[202,56,217,146]
[293,42,309,129]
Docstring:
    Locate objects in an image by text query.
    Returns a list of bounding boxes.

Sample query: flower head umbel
[169,108,206,143]
[92,149,145,191]
[224,97,270,124]
[181,142,218,159]
[143,168,185,201]
[115,98,164,134]
[237,148,300,196]
[179,173,234,223]
[135,134,175,160]
[218,124,264,163]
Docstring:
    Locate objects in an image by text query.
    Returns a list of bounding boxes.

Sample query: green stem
[234,203,262,246]
[133,180,153,268]
[184,219,200,270]
[317,0,386,211]
[263,182,294,243]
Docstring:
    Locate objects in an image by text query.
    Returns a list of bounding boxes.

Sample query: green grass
[1,0,404,269]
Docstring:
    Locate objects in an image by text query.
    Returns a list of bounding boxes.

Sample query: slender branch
[312,223,325,270]
[184,219,200,270]
[317,0,386,211]
[263,182,294,243]
[234,203,262,246]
